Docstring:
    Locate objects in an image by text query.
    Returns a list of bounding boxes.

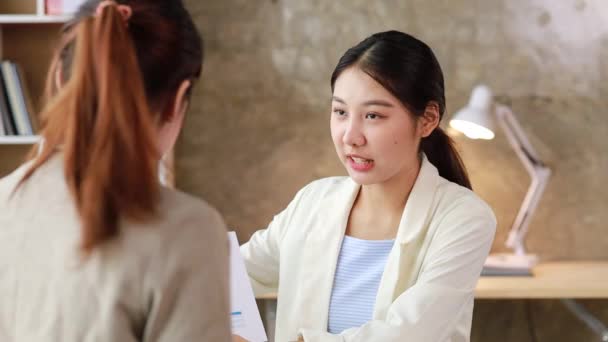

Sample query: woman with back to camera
[0,1,231,341]
[239,31,497,342]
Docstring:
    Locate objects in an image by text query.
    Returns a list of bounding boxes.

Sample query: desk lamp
[450,85,551,276]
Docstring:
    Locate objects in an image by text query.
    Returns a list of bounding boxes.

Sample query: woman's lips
[347,155,374,172]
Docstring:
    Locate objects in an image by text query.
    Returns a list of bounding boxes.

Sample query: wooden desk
[257,262,608,300]
[476,261,608,299]
[256,262,608,341]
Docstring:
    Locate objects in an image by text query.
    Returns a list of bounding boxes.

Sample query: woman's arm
[240,186,309,296]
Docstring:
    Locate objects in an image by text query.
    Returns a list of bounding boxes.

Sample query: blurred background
[177,0,608,341]
[1,0,604,340]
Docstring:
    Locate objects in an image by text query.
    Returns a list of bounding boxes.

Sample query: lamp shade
[450,85,496,140]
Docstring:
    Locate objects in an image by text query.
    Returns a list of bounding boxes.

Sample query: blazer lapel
[297,178,360,331]
[373,155,440,319]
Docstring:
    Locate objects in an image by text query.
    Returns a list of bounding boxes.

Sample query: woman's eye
[366,113,380,119]
[334,109,346,116]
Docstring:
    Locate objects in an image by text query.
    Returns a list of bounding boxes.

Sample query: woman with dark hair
[240,31,496,341]
[0,1,231,341]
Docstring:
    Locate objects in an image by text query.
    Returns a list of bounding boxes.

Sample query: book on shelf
[0,85,5,135]
[46,0,88,15]
[0,109,4,135]
[0,61,37,137]
[15,63,38,134]
[0,68,17,136]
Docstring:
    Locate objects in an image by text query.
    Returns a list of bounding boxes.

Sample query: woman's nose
[342,119,366,147]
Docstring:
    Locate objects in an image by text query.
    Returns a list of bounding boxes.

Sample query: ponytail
[421,127,472,189]
[17,4,160,253]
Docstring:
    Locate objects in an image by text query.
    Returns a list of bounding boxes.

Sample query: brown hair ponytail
[420,127,471,189]
[16,0,203,253]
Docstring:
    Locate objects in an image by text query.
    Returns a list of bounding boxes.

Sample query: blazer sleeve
[143,208,232,342]
[240,185,309,296]
[299,199,497,342]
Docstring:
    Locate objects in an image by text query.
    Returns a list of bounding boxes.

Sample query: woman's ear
[164,79,191,123]
[157,79,192,156]
[418,102,440,138]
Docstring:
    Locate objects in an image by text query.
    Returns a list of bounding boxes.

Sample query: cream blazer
[241,156,496,342]
[0,155,231,342]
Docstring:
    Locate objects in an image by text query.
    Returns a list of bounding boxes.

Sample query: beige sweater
[0,155,231,342]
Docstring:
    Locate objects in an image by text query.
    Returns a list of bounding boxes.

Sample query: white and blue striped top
[327,235,395,334]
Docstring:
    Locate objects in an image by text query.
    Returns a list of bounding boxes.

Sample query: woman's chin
[346,171,380,185]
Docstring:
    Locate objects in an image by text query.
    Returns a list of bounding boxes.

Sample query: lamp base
[481,253,539,276]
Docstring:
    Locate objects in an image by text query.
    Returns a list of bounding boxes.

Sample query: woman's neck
[346,158,422,240]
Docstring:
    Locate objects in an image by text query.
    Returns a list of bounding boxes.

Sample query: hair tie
[95,0,132,23]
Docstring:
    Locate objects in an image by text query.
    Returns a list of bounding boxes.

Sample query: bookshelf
[0,15,70,24]
[0,1,176,188]
[0,0,66,177]
[0,135,40,144]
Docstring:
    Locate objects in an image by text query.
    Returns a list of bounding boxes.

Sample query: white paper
[228,231,268,342]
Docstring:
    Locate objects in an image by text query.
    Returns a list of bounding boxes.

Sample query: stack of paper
[228,232,268,342]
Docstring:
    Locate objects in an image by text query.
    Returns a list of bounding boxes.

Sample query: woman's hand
[232,334,249,342]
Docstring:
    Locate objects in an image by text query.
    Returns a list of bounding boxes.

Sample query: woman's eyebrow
[362,99,394,107]
[331,96,394,108]
[331,96,346,104]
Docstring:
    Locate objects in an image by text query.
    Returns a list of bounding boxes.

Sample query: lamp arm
[495,105,551,255]
[496,105,545,169]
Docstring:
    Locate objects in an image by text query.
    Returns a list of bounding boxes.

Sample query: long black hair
[331,30,471,189]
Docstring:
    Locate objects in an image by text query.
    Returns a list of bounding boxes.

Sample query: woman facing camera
[240,31,496,342]
[0,1,231,341]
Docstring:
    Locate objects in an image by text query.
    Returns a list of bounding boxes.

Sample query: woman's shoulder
[158,186,221,219]
[434,178,496,223]
[297,176,354,199]
[113,188,228,293]
[0,160,36,197]
[119,187,228,258]
[269,176,355,221]
[155,186,227,236]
